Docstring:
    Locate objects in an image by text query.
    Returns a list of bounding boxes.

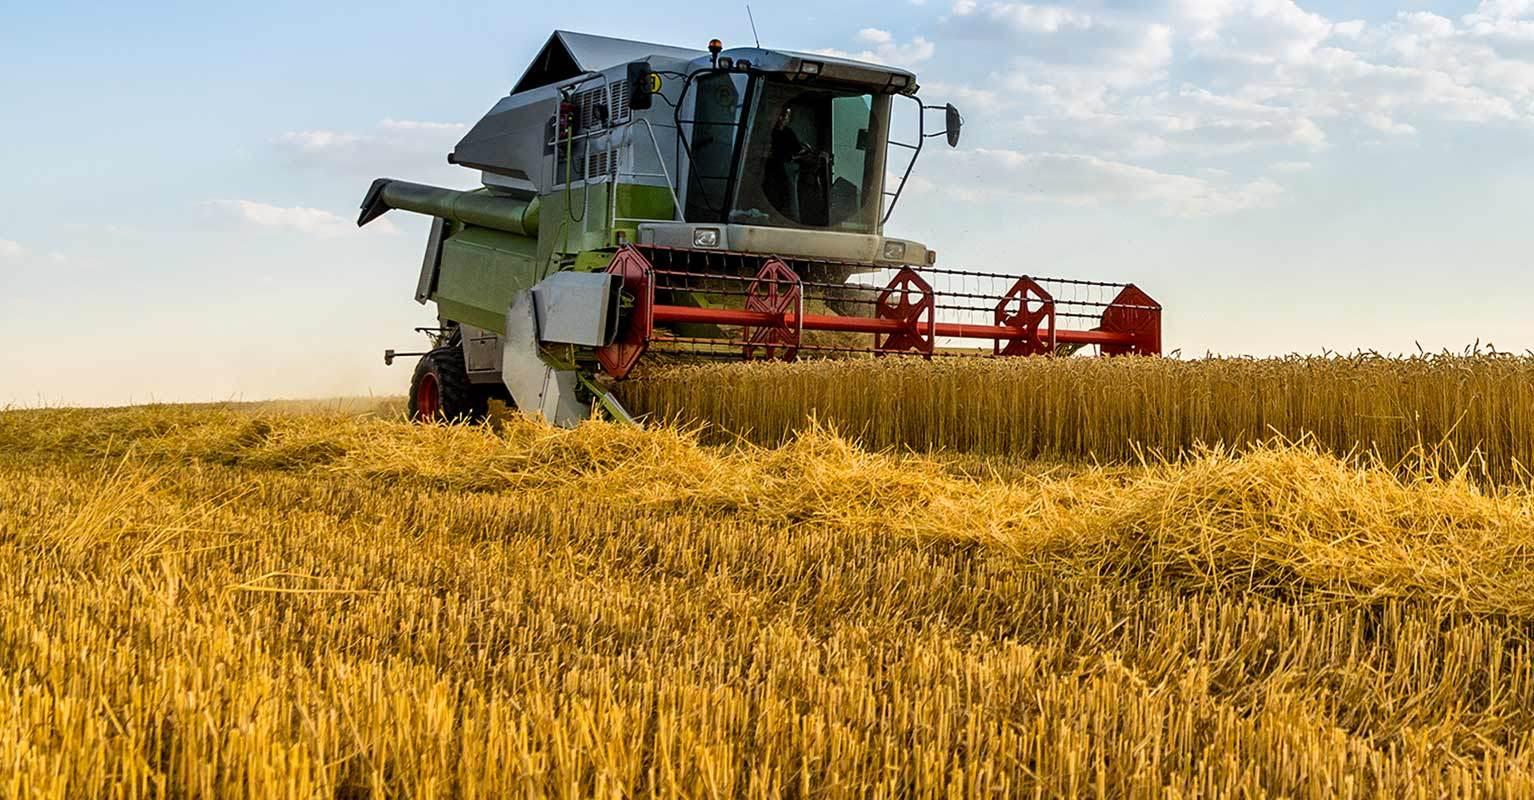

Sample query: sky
[1,0,1531,406]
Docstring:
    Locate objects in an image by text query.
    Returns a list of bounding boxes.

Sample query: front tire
[408,347,488,423]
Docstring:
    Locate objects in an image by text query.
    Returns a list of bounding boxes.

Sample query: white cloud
[277,120,464,157]
[1361,111,1417,135]
[952,2,1094,34]
[208,200,398,238]
[0,239,24,262]
[277,130,364,154]
[997,83,1327,161]
[993,22,1175,117]
[922,80,1005,113]
[274,119,471,185]
[1176,0,1336,65]
[1268,160,1312,172]
[379,119,468,132]
[815,29,936,67]
[930,0,1533,172]
[858,27,893,45]
[1237,39,1522,139]
[1463,0,1534,43]
[1332,19,1366,40]
[940,149,1284,216]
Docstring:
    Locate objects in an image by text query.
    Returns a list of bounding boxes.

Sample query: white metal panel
[532,271,621,347]
[502,290,593,427]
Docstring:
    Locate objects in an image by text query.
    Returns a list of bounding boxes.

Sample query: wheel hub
[416,372,441,420]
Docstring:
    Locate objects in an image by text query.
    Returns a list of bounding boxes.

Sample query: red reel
[875,267,936,357]
[994,276,1056,357]
[743,258,803,361]
[597,246,655,378]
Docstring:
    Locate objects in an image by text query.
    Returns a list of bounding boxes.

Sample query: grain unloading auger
[360,31,1162,426]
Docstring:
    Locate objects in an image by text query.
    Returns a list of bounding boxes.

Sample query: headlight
[693,228,721,248]
[881,240,907,261]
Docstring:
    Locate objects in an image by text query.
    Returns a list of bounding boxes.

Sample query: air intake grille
[575,86,606,130]
[587,149,612,180]
[609,80,631,124]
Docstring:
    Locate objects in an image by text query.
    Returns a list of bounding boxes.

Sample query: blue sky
[1,0,1530,405]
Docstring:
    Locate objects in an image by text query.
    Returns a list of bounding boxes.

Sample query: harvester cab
[359,30,1161,426]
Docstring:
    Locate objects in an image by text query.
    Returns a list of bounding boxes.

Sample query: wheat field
[620,354,1534,484]
[3,368,1534,798]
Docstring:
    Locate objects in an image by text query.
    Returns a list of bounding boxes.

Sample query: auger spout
[358,178,540,236]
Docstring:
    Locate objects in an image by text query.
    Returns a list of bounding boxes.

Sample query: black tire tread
[408,346,489,423]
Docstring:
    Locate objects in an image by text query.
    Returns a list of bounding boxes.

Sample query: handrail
[882,94,926,226]
[618,119,683,222]
[600,119,686,237]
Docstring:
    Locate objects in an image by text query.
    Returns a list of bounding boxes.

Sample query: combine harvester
[361,31,1161,425]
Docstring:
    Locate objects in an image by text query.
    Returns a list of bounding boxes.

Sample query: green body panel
[612,183,676,239]
[537,182,676,266]
[433,225,541,333]
[537,184,611,273]
[428,181,674,335]
[572,250,615,272]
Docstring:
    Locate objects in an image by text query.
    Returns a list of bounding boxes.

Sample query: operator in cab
[763,104,830,226]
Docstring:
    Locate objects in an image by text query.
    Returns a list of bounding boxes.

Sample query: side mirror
[945,103,963,148]
[627,61,656,111]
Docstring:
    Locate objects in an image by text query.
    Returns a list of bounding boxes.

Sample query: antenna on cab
[747,4,762,47]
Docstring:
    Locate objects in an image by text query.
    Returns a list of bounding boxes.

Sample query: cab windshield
[683,74,891,234]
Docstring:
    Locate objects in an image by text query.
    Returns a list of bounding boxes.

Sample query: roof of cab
[512,30,705,94]
[511,30,917,96]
